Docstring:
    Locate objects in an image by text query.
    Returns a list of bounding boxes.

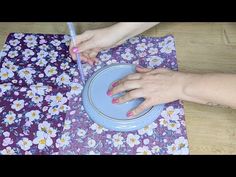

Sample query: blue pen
[67,22,85,85]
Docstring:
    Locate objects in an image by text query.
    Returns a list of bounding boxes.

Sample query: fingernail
[107,90,112,96]
[112,98,119,104]
[112,81,119,87]
[72,47,79,53]
[127,111,134,117]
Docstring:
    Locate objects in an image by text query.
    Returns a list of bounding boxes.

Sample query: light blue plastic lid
[82,64,164,132]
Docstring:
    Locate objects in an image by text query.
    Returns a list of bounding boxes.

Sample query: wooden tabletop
[1,22,236,154]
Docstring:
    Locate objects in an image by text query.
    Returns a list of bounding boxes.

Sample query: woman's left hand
[107,66,188,117]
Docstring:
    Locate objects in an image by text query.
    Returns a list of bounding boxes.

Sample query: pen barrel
[67,22,86,84]
[76,54,85,84]
[67,22,77,46]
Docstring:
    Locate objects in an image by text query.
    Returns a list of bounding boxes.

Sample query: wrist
[107,23,131,42]
[177,72,204,102]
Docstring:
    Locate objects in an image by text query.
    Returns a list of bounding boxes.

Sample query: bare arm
[110,22,160,43]
[182,73,236,108]
[109,67,236,117]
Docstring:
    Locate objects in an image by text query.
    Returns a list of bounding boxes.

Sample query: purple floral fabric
[0,33,189,155]
[59,35,189,155]
[0,33,75,155]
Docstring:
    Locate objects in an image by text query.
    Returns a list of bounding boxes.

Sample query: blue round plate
[82,64,164,132]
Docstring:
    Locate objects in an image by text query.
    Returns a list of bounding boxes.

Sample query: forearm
[109,22,159,41]
[180,73,236,108]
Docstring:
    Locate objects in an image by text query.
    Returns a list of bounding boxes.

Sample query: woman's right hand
[69,26,127,65]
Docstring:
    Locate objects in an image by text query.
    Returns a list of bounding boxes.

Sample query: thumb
[135,65,152,73]
[149,68,171,74]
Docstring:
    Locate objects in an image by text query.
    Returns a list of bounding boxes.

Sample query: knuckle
[141,101,150,110]
[127,73,140,80]
[126,75,134,80]
[139,104,146,110]
[123,81,129,88]
[125,92,132,99]
[112,87,119,93]
[118,96,124,102]
[141,73,149,79]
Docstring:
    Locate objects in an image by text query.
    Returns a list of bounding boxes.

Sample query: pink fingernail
[112,82,119,87]
[107,90,112,96]
[127,111,133,117]
[72,47,79,53]
[112,98,119,104]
